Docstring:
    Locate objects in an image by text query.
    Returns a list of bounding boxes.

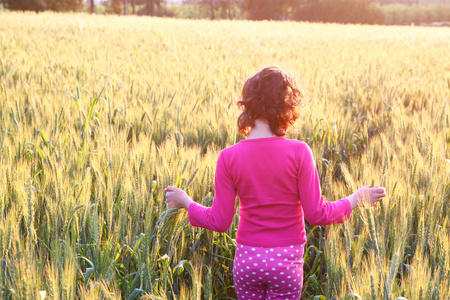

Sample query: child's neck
[247,119,278,139]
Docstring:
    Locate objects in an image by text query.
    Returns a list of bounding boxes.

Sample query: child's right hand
[347,186,386,209]
[164,186,194,210]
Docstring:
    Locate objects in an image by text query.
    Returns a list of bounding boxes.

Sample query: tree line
[4,0,450,25]
[4,0,161,15]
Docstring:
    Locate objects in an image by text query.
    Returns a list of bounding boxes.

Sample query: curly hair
[237,66,304,137]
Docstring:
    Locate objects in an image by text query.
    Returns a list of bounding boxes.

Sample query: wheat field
[0,11,449,299]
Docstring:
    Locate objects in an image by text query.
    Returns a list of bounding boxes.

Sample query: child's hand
[164,186,194,210]
[348,186,386,209]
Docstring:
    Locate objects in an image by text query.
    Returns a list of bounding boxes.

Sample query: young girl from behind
[165,66,386,299]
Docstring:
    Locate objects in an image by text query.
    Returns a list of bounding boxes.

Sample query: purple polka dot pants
[233,243,305,300]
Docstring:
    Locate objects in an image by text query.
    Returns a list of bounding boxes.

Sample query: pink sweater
[188,137,352,247]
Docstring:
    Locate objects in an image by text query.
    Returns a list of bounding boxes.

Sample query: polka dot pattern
[233,243,304,300]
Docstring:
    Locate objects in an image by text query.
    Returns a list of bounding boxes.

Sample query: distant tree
[90,0,94,13]
[218,0,237,19]
[45,0,83,11]
[294,0,384,24]
[240,0,293,20]
[208,0,215,19]
[7,0,82,11]
[376,0,419,4]
[109,0,123,13]
[192,0,239,20]
[7,0,46,11]
[145,0,161,15]
[137,0,176,16]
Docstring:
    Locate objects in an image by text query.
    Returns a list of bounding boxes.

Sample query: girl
[165,66,386,299]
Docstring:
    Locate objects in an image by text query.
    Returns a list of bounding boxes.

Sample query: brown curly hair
[237,66,304,137]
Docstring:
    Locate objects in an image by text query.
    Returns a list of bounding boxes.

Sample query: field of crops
[0,11,449,299]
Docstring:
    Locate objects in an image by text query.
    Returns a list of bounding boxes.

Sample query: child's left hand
[164,186,194,210]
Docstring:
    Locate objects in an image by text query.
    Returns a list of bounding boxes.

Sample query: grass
[0,11,449,299]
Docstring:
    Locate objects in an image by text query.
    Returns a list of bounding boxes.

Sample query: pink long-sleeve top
[188,137,352,247]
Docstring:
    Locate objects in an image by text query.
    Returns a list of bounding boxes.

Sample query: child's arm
[298,145,386,225]
[165,152,237,233]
